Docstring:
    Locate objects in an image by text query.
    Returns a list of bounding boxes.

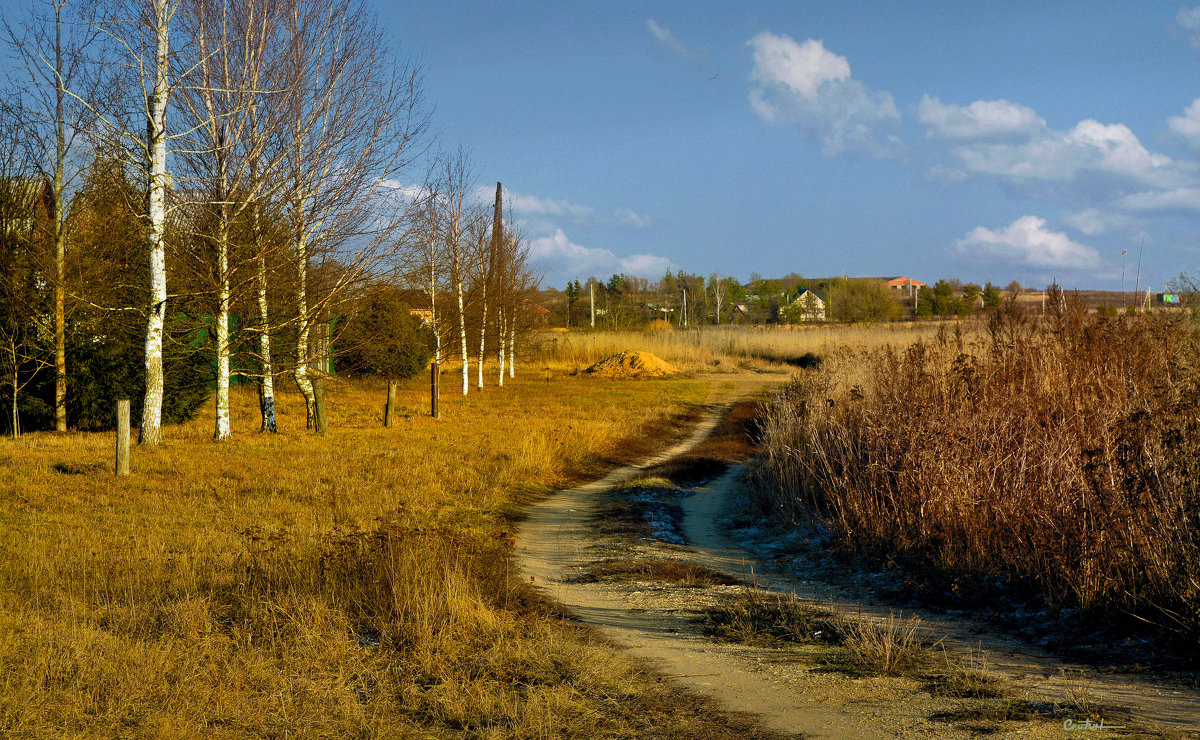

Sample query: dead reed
[534,323,945,373]
[756,299,1200,654]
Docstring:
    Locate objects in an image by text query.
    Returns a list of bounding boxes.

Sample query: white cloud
[647,19,689,58]
[1063,208,1137,236]
[380,179,427,201]
[1167,98,1200,151]
[918,97,1185,188]
[1178,7,1200,51]
[957,216,1101,269]
[749,33,849,99]
[614,207,652,229]
[482,187,595,223]
[528,228,672,285]
[917,95,1043,140]
[1119,187,1200,214]
[747,32,901,157]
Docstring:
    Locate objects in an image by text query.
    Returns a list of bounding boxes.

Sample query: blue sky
[380,1,1200,292]
[7,2,1199,292]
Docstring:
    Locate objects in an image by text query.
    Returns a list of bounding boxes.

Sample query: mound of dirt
[585,350,679,379]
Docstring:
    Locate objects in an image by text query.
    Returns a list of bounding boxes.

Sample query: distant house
[884,276,925,290]
[875,276,926,301]
[790,289,826,321]
[732,302,750,315]
[409,308,433,324]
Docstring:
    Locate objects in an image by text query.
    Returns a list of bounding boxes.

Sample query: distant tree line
[538,271,1016,329]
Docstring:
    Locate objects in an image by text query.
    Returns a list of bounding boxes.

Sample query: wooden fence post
[384,380,396,427]
[313,376,328,435]
[115,398,130,476]
[431,360,440,418]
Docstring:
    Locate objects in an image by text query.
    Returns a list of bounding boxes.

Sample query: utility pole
[681,287,687,328]
[1121,249,1128,310]
[1133,237,1145,312]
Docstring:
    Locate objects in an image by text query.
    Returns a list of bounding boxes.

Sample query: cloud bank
[528,229,672,284]
[747,32,901,157]
[957,216,1101,269]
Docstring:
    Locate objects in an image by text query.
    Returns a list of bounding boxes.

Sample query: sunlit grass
[0,371,797,738]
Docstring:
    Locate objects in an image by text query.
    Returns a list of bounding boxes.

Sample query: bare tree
[275,0,425,428]
[84,0,184,444]
[494,220,536,381]
[428,149,476,397]
[475,181,501,391]
[710,272,727,324]
[174,0,291,440]
[3,0,104,432]
[0,107,54,438]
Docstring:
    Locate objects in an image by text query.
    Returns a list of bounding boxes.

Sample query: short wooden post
[115,398,130,476]
[384,380,396,427]
[430,360,440,418]
[313,376,328,435]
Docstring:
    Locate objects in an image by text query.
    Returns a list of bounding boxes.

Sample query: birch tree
[475,181,501,391]
[89,0,183,445]
[3,0,103,433]
[276,0,425,428]
[710,272,726,324]
[175,0,288,440]
[431,149,475,397]
[495,221,536,381]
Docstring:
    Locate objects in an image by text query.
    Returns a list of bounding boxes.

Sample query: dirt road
[515,382,1200,738]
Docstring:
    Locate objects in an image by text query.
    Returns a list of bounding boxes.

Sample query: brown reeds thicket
[0,374,778,737]
[535,323,945,374]
[756,297,1200,652]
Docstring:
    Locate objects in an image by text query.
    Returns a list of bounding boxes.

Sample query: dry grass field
[755,303,1200,658]
[533,321,946,373]
[9,311,1193,737]
[0,368,795,738]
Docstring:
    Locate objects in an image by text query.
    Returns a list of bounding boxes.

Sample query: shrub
[337,285,435,380]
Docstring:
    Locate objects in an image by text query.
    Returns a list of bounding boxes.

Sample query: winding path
[514,380,1200,738]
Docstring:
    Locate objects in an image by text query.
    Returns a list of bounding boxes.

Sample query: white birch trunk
[214,231,230,440]
[213,134,231,441]
[257,253,276,432]
[294,220,315,428]
[497,307,505,386]
[139,0,171,446]
[456,264,467,395]
[477,278,487,390]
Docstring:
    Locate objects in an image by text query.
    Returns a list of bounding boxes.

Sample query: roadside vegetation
[755,291,1200,660]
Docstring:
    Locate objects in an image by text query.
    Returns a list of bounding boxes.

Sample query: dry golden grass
[0,370,791,738]
[533,322,948,373]
[756,306,1200,656]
